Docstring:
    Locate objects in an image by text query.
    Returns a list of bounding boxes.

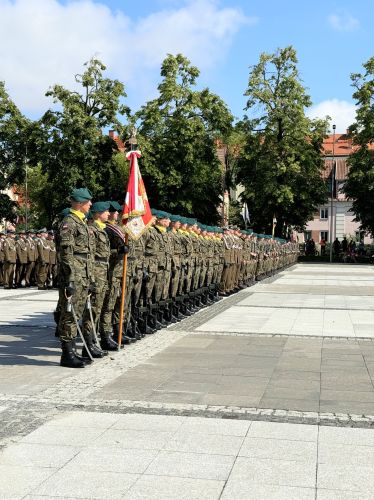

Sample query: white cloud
[328,11,360,31]
[307,99,357,133]
[0,0,253,115]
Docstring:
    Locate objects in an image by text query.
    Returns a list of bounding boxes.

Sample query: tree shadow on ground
[0,310,60,366]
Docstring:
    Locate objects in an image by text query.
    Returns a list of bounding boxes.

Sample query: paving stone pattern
[2,263,374,498]
[2,411,374,499]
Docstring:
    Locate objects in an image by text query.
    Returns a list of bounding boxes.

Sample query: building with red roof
[302,132,374,246]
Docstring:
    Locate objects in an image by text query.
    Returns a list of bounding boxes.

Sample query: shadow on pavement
[0,311,59,366]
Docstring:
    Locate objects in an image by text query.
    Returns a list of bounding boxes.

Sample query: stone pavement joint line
[3,263,374,498]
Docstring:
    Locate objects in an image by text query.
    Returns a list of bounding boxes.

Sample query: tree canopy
[135,54,233,223]
[30,58,130,225]
[236,46,328,236]
[343,56,374,234]
[0,82,31,222]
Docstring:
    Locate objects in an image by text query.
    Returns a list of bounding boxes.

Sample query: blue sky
[1,0,372,131]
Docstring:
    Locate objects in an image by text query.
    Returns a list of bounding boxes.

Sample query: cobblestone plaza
[1,263,374,498]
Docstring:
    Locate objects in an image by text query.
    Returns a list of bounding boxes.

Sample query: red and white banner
[122,150,153,240]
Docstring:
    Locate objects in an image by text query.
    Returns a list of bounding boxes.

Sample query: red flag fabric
[122,150,153,240]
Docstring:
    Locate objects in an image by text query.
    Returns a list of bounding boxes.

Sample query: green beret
[70,187,93,202]
[91,201,110,213]
[157,211,170,220]
[108,201,122,212]
[151,208,159,217]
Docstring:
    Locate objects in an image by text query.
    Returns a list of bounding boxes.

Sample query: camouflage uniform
[3,233,17,289]
[99,221,128,338]
[0,234,5,285]
[25,233,37,287]
[57,212,94,342]
[36,234,50,289]
[82,220,110,341]
[15,234,28,287]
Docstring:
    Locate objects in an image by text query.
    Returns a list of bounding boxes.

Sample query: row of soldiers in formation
[0,229,57,289]
[56,188,299,368]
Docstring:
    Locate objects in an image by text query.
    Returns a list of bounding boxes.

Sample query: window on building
[355,231,365,242]
[320,208,328,219]
[320,231,329,242]
[304,231,312,241]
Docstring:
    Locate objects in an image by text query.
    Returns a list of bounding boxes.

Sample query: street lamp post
[329,124,336,263]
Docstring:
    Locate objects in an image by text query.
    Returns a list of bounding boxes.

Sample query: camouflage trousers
[100,274,121,333]
[170,267,181,298]
[82,266,108,337]
[58,276,89,342]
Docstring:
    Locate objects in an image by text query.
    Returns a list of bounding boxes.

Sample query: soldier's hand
[88,282,97,294]
[118,245,129,255]
[143,270,151,282]
[65,283,75,298]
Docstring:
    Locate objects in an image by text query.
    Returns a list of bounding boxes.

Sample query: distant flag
[241,203,250,224]
[122,150,153,240]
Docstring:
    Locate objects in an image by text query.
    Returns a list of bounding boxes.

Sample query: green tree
[0,81,31,222]
[33,58,129,224]
[236,47,328,236]
[135,54,233,223]
[344,56,374,233]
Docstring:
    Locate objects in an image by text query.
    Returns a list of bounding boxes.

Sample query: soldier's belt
[73,252,89,260]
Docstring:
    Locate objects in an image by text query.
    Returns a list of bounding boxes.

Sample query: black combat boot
[60,340,86,368]
[149,304,163,330]
[82,333,106,358]
[130,316,143,340]
[100,331,119,351]
[138,306,155,334]
[112,323,132,345]
[71,338,93,364]
[167,300,179,323]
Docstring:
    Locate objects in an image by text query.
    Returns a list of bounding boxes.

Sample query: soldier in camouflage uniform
[15,230,28,287]
[82,201,117,354]
[47,231,57,288]
[153,211,173,324]
[57,188,94,368]
[99,201,132,346]
[177,218,194,316]
[3,230,17,289]
[130,231,149,336]
[168,215,184,320]
[36,230,50,290]
[25,230,37,287]
[141,213,160,330]
[0,232,5,286]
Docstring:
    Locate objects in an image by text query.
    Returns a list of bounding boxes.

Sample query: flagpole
[117,232,129,350]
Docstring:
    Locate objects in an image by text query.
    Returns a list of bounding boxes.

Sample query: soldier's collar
[94,220,106,230]
[70,209,86,221]
[155,225,167,233]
